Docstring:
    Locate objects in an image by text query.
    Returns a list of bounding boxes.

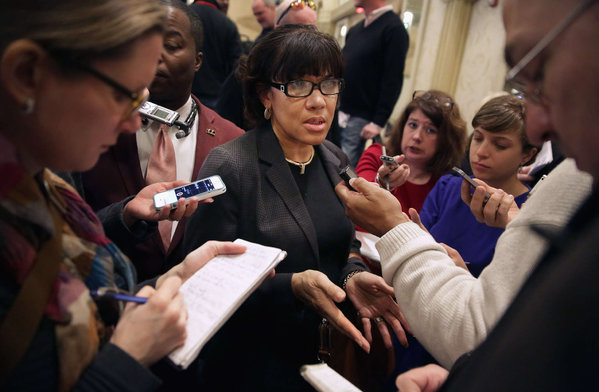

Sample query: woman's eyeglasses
[276,0,317,25]
[50,53,149,120]
[412,90,454,110]
[271,78,344,98]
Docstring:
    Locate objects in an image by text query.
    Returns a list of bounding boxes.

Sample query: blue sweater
[420,174,529,277]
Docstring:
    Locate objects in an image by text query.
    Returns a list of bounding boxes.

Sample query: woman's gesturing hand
[345,271,410,348]
[291,270,371,353]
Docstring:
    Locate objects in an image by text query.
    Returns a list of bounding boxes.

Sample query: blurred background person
[216,0,229,14]
[356,90,466,215]
[339,0,409,167]
[252,0,276,42]
[274,0,317,27]
[184,25,407,392]
[190,0,242,109]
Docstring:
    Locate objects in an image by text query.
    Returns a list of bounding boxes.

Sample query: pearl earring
[21,97,35,115]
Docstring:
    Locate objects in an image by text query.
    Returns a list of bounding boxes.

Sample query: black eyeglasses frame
[49,52,149,119]
[270,79,344,98]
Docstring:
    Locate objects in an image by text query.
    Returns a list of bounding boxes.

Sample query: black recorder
[339,165,359,191]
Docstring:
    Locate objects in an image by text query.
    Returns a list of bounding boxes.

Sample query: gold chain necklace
[285,148,315,175]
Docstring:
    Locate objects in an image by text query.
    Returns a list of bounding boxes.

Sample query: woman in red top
[356,90,467,213]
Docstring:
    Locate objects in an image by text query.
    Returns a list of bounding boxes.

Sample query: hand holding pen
[107,276,188,367]
[90,287,149,304]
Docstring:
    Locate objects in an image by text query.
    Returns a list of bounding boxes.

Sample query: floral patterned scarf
[0,135,136,391]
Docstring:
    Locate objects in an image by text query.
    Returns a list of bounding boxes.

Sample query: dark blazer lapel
[112,132,168,254]
[111,133,145,196]
[316,142,344,189]
[258,125,320,261]
[190,96,211,181]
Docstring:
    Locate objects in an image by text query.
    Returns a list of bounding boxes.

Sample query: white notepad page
[301,363,363,392]
[168,238,287,368]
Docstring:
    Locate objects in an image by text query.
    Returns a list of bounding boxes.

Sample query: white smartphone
[153,175,226,211]
[452,167,491,203]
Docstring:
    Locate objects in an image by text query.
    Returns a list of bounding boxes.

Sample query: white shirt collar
[364,5,393,27]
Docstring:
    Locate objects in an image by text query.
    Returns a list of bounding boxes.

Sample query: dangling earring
[21,97,35,115]
[264,107,272,120]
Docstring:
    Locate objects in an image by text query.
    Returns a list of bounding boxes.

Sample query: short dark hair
[239,24,344,128]
[386,90,467,176]
[472,94,537,163]
[161,0,204,52]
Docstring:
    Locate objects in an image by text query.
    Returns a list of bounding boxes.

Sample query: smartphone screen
[153,175,226,211]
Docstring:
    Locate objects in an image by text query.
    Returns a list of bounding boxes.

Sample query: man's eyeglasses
[276,0,317,25]
[53,54,149,119]
[412,90,454,110]
[504,0,597,104]
[271,78,344,98]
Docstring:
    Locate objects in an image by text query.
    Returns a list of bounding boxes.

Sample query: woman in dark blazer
[183,25,406,391]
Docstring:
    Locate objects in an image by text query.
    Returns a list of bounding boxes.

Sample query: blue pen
[89,288,148,304]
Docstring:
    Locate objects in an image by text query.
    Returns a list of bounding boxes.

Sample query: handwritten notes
[300,363,363,392]
[168,239,287,369]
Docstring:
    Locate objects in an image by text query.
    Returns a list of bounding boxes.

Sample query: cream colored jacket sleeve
[376,159,592,368]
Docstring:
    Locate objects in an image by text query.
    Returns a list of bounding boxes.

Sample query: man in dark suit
[338,0,599,390]
[190,0,242,109]
[82,1,243,280]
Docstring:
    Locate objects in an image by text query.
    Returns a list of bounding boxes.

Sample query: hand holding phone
[452,167,491,204]
[379,155,402,191]
[153,175,226,211]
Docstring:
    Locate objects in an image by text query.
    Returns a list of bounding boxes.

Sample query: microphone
[176,128,191,139]
[174,100,199,139]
